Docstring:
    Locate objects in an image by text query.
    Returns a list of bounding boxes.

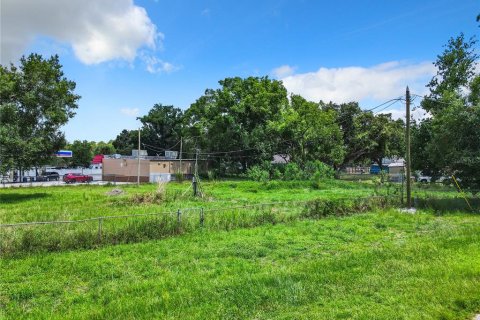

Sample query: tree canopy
[138,104,184,156]
[0,54,80,173]
[413,34,480,192]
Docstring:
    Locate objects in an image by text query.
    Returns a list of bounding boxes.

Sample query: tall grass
[2,211,480,319]
[0,196,397,256]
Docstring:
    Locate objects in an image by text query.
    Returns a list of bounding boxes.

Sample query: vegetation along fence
[0,196,398,256]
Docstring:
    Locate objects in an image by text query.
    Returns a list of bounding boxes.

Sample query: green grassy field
[1,180,479,319]
[0,179,465,224]
[0,180,399,255]
[1,210,480,319]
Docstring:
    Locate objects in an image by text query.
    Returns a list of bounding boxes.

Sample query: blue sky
[1,0,479,142]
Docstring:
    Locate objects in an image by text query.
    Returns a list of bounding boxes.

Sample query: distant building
[102,157,197,182]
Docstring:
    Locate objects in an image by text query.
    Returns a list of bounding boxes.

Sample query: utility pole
[179,137,183,174]
[405,86,412,208]
[137,128,141,186]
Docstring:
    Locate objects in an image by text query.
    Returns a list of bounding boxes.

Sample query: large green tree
[184,76,289,173]
[414,34,480,192]
[68,140,94,168]
[112,129,138,155]
[271,95,344,167]
[0,54,80,173]
[137,104,184,156]
[423,34,478,115]
[325,102,404,169]
[93,141,116,155]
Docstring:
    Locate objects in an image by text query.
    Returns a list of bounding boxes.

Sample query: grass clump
[130,181,167,204]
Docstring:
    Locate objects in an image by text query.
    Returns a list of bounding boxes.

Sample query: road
[0,181,132,188]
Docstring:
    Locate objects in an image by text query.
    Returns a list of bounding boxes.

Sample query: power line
[373,99,403,115]
[364,97,404,112]
[411,93,456,106]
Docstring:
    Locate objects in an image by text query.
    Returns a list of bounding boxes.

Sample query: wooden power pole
[179,137,183,174]
[405,87,412,208]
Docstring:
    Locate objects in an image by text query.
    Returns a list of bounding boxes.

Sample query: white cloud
[378,107,431,122]
[120,107,140,117]
[1,0,160,65]
[141,54,180,74]
[271,65,296,78]
[275,61,436,103]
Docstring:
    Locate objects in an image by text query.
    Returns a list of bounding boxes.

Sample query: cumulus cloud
[120,107,140,117]
[271,65,296,78]
[275,61,436,103]
[1,0,160,65]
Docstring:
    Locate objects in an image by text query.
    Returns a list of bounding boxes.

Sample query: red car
[63,173,93,183]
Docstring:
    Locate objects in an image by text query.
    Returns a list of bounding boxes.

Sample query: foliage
[138,104,184,156]
[423,33,478,115]
[246,165,269,182]
[67,140,94,167]
[270,95,345,167]
[184,76,289,172]
[93,141,116,155]
[304,160,335,179]
[326,102,405,169]
[247,161,341,182]
[283,162,303,180]
[0,54,80,173]
[413,34,480,192]
[112,129,138,155]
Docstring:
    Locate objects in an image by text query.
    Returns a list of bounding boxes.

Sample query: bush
[284,163,303,180]
[304,161,335,180]
[247,165,269,182]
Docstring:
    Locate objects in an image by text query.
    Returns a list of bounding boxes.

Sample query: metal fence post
[200,208,204,227]
[177,209,181,224]
[98,218,103,243]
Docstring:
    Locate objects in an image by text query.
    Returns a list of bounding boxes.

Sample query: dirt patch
[106,188,124,196]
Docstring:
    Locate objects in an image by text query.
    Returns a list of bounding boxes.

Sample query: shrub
[305,161,335,180]
[284,163,303,180]
[246,165,269,182]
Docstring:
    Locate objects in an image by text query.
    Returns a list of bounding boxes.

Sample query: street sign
[56,150,73,158]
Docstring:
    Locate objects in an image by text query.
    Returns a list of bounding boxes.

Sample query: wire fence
[0,196,399,257]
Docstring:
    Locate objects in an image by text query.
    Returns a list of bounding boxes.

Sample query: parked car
[416,173,455,184]
[417,175,432,183]
[63,173,93,183]
[36,172,60,181]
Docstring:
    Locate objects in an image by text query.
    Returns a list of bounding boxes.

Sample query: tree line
[1,32,478,191]
[112,79,404,175]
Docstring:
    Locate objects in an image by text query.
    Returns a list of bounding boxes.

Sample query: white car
[417,175,432,183]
